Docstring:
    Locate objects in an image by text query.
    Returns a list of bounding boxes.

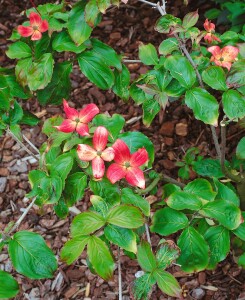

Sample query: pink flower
[107,139,149,189]
[77,127,115,179]
[54,99,99,136]
[203,19,221,43]
[17,12,48,41]
[207,46,239,71]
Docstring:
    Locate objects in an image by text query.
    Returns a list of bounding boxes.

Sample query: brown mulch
[0,0,245,299]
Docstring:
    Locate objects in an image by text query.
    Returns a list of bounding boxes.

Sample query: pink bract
[203,19,221,43]
[77,126,115,179]
[207,45,239,71]
[54,99,99,136]
[107,139,149,189]
[17,12,49,41]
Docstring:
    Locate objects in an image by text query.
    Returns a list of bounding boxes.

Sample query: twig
[23,134,40,154]
[7,128,39,161]
[123,59,142,63]
[138,0,158,7]
[9,197,36,235]
[118,247,123,300]
[145,223,152,246]
[210,125,221,159]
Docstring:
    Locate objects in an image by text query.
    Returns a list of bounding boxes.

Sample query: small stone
[175,123,188,136]
[160,159,176,170]
[0,177,7,193]
[0,168,9,176]
[110,32,121,40]
[160,121,175,136]
[192,288,205,299]
[15,189,26,198]
[0,254,8,262]
[198,272,206,285]
[164,137,174,146]
[27,287,40,300]
[9,160,28,173]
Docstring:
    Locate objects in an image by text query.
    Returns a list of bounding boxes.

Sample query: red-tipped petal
[39,20,49,32]
[130,148,149,167]
[79,104,99,123]
[101,147,115,162]
[63,99,78,120]
[207,46,221,57]
[221,61,232,71]
[29,12,42,26]
[31,30,42,41]
[107,163,126,184]
[77,144,97,161]
[17,25,33,37]
[92,156,105,179]
[54,119,76,133]
[222,46,239,62]
[112,139,131,164]
[76,123,90,136]
[93,126,108,151]
[204,19,215,32]
[125,167,145,189]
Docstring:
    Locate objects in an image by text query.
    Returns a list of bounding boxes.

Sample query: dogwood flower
[207,46,239,71]
[107,139,149,189]
[54,99,99,136]
[17,12,48,41]
[77,126,115,179]
[203,19,221,43]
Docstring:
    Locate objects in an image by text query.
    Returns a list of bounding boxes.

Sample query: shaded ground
[0,0,245,299]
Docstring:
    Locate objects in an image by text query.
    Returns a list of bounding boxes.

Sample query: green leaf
[9,124,22,141]
[192,158,224,178]
[91,38,122,71]
[213,178,240,206]
[78,51,114,90]
[50,153,73,186]
[119,131,154,167]
[37,61,72,105]
[184,179,217,202]
[87,236,114,280]
[162,183,181,199]
[227,60,245,89]
[153,270,182,298]
[112,64,130,100]
[107,205,144,228]
[92,113,125,142]
[0,77,10,111]
[34,33,51,59]
[156,242,180,269]
[238,252,245,268]
[52,31,87,53]
[200,200,242,230]
[84,0,100,27]
[121,188,150,216]
[204,226,230,269]
[67,2,92,46]
[61,236,90,265]
[222,90,245,120]
[233,212,245,241]
[167,191,203,211]
[150,207,189,235]
[177,226,209,272]
[185,87,219,125]
[132,273,155,300]
[8,100,23,125]
[90,195,110,217]
[0,270,19,299]
[20,110,40,126]
[182,10,199,28]
[27,53,54,91]
[164,55,196,89]
[6,41,32,59]
[63,172,87,206]
[71,212,105,237]
[142,98,161,127]
[15,57,33,87]
[202,66,228,91]
[97,0,111,13]
[155,14,182,34]
[139,43,159,65]
[237,137,245,159]
[54,198,69,218]
[137,241,157,272]
[9,231,57,279]
[104,224,137,253]
[159,38,179,55]
[4,74,30,99]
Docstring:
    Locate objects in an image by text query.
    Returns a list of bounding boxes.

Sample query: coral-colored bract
[207,45,239,71]
[77,126,115,179]
[203,19,221,43]
[17,12,48,41]
[54,99,99,136]
[107,139,149,189]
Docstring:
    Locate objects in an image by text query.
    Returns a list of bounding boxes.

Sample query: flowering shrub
[0,0,245,299]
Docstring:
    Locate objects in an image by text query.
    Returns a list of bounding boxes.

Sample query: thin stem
[23,134,40,154]
[7,129,39,161]
[30,0,41,15]
[123,59,141,63]
[138,0,158,7]
[162,174,185,188]
[211,126,222,159]
[137,176,161,195]
[145,223,152,246]
[118,247,123,300]
[9,198,36,234]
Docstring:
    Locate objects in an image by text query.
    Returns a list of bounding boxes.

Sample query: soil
[0,0,245,299]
